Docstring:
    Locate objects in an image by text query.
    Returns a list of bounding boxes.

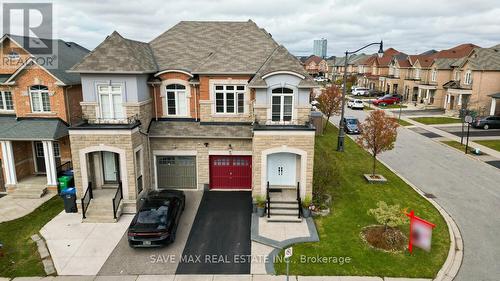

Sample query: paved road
[438,125,500,138]
[331,108,500,281]
[176,191,252,274]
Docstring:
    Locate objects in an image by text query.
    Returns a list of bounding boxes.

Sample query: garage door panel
[157,156,196,189]
[210,156,251,190]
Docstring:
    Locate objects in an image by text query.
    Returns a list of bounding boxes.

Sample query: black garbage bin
[61,187,77,213]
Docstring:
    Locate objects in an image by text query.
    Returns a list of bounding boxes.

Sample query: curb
[377,158,463,281]
[31,234,56,275]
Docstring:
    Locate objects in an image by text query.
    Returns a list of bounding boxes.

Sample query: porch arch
[261,146,307,198]
[79,145,129,200]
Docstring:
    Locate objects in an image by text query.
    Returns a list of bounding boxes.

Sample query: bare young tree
[357,110,399,176]
[317,85,342,131]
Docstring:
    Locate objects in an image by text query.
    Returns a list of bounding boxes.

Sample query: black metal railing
[56,161,72,177]
[297,182,302,219]
[137,175,143,194]
[81,182,93,219]
[112,181,123,220]
[266,181,271,218]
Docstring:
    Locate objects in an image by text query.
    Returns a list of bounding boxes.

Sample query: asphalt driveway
[98,191,203,275]
[176,191,252,274]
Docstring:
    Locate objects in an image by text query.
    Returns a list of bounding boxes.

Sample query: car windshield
[345,119,358,125]
[137,205,169,225]
[355,100,363,103]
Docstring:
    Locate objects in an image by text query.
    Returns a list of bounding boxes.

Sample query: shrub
[312,152,338,207]
[367,201,407,230]
[254,195,266,208]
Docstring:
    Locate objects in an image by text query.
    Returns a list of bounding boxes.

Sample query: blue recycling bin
[61,187,77,213]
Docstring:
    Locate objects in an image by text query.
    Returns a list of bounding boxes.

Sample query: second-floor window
[414,68,421,79]
[165,84,187,116]
[431,69,437,82]
[0,91,14,111]
[271,87,293,122]
[395,68,400,78]
[215,85,245,114]
[454,70,460,81]
[30,85,50,112]
[98,84,123,119]
[464,70,472,85]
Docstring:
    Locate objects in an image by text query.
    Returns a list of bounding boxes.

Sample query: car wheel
[484,124,489,130]
[380,103,387,106]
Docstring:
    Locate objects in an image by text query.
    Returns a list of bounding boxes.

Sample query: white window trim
[464,70,472,85]
[431,69,437,82]
[161,79,191,117]
[165,85,188,116]
[414,68,421,79]
[270,89,294,124]
[97,83,124,120]
[29,87,51,113]
[0,91,14,111]
[210,79,248,115]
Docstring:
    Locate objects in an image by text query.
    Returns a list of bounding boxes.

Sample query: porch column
[42,141,57,187]
[490,99,497,116]
[0,141,17,185]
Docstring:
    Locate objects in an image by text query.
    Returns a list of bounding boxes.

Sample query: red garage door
[209,155,252,189]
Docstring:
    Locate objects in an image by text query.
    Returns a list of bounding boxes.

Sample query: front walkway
[0,192,56,223]
[40,211,133,275]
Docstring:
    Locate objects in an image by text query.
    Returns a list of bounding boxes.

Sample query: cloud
[6,0,500,56]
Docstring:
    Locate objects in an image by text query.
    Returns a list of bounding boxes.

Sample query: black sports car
[128,190,185,248]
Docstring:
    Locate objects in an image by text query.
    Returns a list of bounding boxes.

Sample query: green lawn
[0,196,63,278]
[274,127,450,278]
[398,119,413,127]
[410,117,461,125]
[474,140,500,152]
[377,104,408,109]
[441,140,478,154]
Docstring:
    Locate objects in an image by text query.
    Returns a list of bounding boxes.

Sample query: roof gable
[70,31,156,73]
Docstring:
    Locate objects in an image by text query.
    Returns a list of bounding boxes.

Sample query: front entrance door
[34,142,46,173]
[267,153,296,186]
[102,151,119,184]
[449,96,455,110]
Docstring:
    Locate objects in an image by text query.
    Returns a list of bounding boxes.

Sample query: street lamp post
[337,41,384,152]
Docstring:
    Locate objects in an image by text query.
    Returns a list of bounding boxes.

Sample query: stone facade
[252,131,315,198]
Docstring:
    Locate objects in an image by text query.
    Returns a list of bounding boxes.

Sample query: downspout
[195,85,199,121]
[64,85,73,125]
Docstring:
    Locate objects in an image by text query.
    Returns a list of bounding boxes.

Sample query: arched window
[165,84,187,116]
[7,51,20,60]
[29,85,50,112]
[271,87,293,122]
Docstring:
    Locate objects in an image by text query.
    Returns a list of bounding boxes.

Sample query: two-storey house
[0,34,88,196]
[68,20,318,223]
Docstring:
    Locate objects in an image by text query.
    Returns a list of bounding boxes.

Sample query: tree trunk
[372,154,377,176]
[323,114,330,131]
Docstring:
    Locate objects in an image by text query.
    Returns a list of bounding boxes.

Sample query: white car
[347,99,364,110]
[352,87,369,96]
[314,77,326,82]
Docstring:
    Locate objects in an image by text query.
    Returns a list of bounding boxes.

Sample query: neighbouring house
[331,53,371,82]
[443,45,500,116]
[303,55,328,77]
[0,34,89,195]
[325,56,336,80]
[68,20,318,223]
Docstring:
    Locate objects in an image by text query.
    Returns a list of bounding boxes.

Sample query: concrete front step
[267,215,302,223]
[10,187,47,199]
[82,201,123,223]
[270,202,299,209]
[269,208,301,216]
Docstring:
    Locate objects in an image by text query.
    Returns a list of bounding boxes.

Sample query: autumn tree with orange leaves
[317,84,343,131]
[357,110,399,176]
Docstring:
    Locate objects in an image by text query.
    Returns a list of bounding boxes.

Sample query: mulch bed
[361,225,407,252]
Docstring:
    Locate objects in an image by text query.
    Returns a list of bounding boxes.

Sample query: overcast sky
[4,0,500,56]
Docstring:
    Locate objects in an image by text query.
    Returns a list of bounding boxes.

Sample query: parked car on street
[347,99,364,110]
[352,87,369,96]
[368,89,385,97]
[372,95,401,106]
[314,76,326,82]
[128,190,185,248]
[472,116,500,130]
[343,117,360,134]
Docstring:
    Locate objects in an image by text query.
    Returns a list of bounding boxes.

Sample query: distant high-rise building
[313,38,327,58]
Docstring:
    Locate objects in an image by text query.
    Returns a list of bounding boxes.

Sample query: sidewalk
[3,275,431,281]
[401,117,500,159]
[0,192,56,223]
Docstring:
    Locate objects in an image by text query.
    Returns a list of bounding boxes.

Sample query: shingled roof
[463,47,500,70]
[70,31,157,73]
[2,34,89,85]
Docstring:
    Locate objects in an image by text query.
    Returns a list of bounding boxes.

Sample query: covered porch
[0,117,72,197]
[444,88,472,115]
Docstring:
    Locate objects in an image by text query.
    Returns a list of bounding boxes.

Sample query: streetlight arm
[347,41,383,55]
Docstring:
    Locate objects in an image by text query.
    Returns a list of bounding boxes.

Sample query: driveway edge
[377,158,463,281]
